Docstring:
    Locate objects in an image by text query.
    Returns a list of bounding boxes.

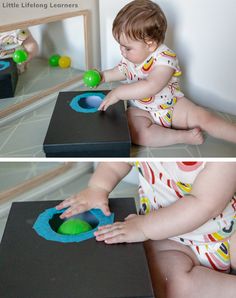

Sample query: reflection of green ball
[13,49,28,64]
[49,54,61,67]
[83,70,101,87]
[57,218,92,235]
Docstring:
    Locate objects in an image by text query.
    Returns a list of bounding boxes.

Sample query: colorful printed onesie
[0,29,29,59]
[134,162,236,272]
[118,44,184,127]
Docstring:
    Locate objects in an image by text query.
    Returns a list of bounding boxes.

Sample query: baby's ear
[146,40,158,52]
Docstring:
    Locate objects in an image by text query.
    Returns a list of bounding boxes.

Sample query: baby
[98,0,236,147]
[56,161,236,298]
[0,28,38,73]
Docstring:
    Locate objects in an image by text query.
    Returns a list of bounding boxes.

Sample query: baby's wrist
[87,184,110,195]
[101,71,110,83]
[138,215,150,240]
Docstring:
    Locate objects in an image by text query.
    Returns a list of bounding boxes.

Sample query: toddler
[0,28,38,73]
[98,0,236,147]
[56,161,236,298]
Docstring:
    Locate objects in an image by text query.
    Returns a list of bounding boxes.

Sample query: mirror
[0,10,90,119]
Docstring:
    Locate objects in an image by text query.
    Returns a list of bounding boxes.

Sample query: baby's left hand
[94,214,148,244]
[98,89,120,111]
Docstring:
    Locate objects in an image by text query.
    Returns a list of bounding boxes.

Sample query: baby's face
[118,33,156,64]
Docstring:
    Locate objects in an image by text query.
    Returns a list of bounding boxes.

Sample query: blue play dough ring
[33,207,114,243]
[69,92,105,113]
[0,60,10,71]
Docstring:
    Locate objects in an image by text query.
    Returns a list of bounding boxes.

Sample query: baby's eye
[126,48,131,51]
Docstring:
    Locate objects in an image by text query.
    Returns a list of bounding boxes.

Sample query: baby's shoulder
[16,29,30,42]
[153,44,181,74]
[154,44,178,59]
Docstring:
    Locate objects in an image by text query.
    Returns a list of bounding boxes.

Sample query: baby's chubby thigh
[230,232,236,270]
[127,106,154,123]
[144,239,200,297]
[126,106,155,145]
[172,96,204,129]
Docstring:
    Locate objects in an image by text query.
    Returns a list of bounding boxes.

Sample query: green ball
[57,218,92,235]
[12,49,28,64]
[49,54,61,67]
[83,70,101,87]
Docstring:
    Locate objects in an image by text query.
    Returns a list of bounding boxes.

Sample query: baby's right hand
[55,186,111,219]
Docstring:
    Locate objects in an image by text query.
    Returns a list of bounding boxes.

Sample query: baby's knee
[127,110,153,146]
[130,126,152,146]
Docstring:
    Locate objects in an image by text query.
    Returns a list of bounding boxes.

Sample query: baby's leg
[144,239,236,298]
[127,107,203,147]
[172,97,236,143]
[230,232,236,270]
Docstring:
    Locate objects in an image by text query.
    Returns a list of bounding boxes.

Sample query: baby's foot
[185,127,204,145]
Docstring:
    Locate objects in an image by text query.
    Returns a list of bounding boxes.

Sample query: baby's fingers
[95,224,123,242]
[55,199,71,210]
[98,99,110,111]
[59,203,88,219]
[99,203,111,216]
[55,196,76,210]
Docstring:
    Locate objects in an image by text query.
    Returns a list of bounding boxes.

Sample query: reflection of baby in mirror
[0,29,38,73]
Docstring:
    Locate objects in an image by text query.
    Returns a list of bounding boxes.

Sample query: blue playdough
[0,61,10,71]
[70,92,105,113]
[33,207,114,243]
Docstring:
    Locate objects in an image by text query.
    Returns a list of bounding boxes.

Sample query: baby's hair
[113,0,167,45]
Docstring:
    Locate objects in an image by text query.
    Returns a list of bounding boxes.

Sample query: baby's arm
[95,163,236,243]
[56,162,132,218]
[23,31,38,61]
[102,66,126,83]
[99,65,174,111]
[142,162,236,240]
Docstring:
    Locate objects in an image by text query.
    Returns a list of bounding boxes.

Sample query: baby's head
[113,0,167,64]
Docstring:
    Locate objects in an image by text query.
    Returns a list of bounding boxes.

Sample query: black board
[0,198,154,298]
[43,91,131,157]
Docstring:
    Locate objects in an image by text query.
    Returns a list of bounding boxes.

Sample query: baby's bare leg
[127,107,204,147]
[144,239,236,298]
[172,97,236,143]
[230,232,236,270]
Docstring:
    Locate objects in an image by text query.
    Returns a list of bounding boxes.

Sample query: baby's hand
[98,89,120,111]
[94,214,148,244]
[55,186,111,219]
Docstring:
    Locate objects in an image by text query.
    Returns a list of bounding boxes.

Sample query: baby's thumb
[100,203,111,216]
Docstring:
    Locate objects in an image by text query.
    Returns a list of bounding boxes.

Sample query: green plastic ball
[83,70,101,87]
[57,218,92,235]
[12,49,28,64]
[49,54,61,67]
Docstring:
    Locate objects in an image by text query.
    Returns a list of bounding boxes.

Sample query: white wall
[99,0,236,114]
